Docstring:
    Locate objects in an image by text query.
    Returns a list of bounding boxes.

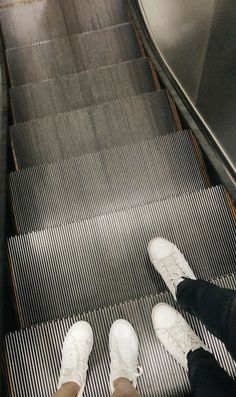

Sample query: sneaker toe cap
[109,319,138,350]
[152,303,178,330]
[148,238,174,260]
[67,321,93,343]
[110,319,136,338]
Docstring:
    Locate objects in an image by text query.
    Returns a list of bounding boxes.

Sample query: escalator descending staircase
[1,1,235,396]
[10,90,176,168]
[10,58,157,122]
[10,131,205,233]
[5,274,236,397]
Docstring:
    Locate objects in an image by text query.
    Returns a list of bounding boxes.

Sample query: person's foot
[148,237,196,300]
[58,321,93,397]
[109,319,143,393]
[152,303,208,369]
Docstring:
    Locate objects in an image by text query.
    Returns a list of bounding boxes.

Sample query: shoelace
[162,319,200,356]
[111,339,143,383]
[136,366,144,378]
[62,344,88,379]
[160,253,185,287]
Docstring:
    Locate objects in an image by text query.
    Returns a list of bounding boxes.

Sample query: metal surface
[11,90,177,168]
[1,0,129,48]
[0,0,37,4]
[10,58,156,122]
[10,131,205,232]
[5,273,236,397]
[7,23,141,86]
[8,186,236,326]
[138,0,236,177]
[127,0,236,202]
[0,30,8,392]
[1,0,236,395]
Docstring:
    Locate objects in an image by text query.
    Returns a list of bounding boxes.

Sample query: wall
[138,0,236,176]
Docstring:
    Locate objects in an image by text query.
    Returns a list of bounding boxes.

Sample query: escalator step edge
[8,185,236,327]
[10,58,156,122]
[10,90,177,168]
[1,0,130,48]
[7,23,142,86]
[4,273,236,397]
[10,130,206,233]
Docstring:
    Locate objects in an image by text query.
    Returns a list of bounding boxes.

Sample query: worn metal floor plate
[5,273,236,397]
[7,23,141,86]
[10,131,205,232]
[8,186,236,326]
[1,0,129,48]
[11,90,177,168]
[10,58,156,122]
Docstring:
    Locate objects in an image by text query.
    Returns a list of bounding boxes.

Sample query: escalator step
[7,23,141,86]
[10,58,156,122]
[5,273,236,397]
[1,0,129,48]
[8,186,235,326]
[10,131,205,233]
[11,90,177,168]
[1,0,38,3]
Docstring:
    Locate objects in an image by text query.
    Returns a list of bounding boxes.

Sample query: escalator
[1,1,235,396]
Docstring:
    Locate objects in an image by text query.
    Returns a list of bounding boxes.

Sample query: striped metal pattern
[7,23,141,86]
[1,0,38,4]
[5,274,236,397]
[10,58,156,122]
[1,0,129,48]
[11,91,177,168]
[8,186,236,326]
[10,131,205,232]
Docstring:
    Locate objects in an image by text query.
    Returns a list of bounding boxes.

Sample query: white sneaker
[109,319,143,393]
[152,303,208,370]
[58,321,93,397]
[148,237,196,300]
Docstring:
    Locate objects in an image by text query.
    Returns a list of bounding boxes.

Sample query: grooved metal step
[1,0,129,48]
[11,91,177,168]
[10,131,205,233]
[8,186,235,327]
[7,23,141,86]
[10,58,156,122]
[1,0,37,4]
[4,273,236,397]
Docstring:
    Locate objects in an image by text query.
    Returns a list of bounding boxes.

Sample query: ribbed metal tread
[0,0,29,4]
[1,0,129,48]
[11,90,177,168]
[8,186,236,326]
[10,58,156,122]
[7,23,141,86]
[5,273,236,397]
[1,0,37,4]
[10,131,205,233]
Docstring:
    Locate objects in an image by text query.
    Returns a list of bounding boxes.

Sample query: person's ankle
[60,382,80,396]
[113,377,131,389]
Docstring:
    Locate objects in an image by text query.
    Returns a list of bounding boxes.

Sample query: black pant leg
[176,279,236,360]
[188,348,236,397]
